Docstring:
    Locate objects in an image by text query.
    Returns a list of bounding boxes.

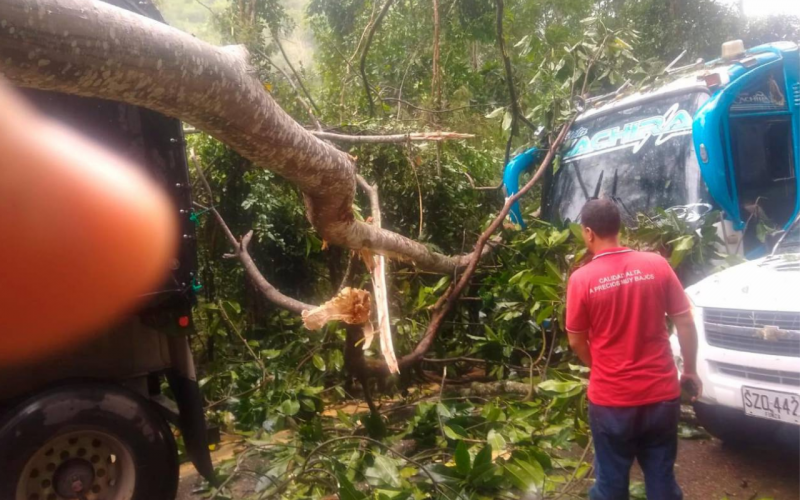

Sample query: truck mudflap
[167,336,217,485]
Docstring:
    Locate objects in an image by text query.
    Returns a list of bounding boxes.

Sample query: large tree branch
[0,0,476,274]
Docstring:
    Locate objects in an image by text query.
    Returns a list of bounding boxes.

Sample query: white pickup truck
[671,215,800,447]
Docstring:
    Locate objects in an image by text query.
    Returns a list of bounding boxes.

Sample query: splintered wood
[369,253,400,374]
[301,287,371,330]
[301,284,400,374]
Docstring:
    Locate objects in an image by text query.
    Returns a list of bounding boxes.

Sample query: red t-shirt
[566,247,690,407]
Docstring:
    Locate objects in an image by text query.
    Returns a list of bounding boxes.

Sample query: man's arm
[568,331,592,368]
[671,310,702,400]
[565,272,591,368]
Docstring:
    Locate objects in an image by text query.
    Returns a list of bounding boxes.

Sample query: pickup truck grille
[703,308,800,357]
[716,362,800,387]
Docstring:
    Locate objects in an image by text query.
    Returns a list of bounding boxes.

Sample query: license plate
[742,386,800,425]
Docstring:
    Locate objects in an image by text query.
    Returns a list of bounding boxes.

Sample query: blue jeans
[589,397,683,500]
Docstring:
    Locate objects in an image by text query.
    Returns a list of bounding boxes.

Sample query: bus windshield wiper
[592,170,604,200]
[572,163,591,202]
[608,168,636,221]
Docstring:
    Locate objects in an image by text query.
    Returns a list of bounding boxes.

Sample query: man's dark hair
[580,199,621,237]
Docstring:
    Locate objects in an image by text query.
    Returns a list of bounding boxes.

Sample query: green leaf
[537,379,585,397]
[425,464,461,484]
[513,457,545,486]
[548,229,570,246]
[629,480,647,499]
[454,441,471,476]
[469,446,498,486]
[504,462,535,492]
[222,300,241,314]
[312,354,326,371]
[337,472,367,500]
[536,304,555,325]
[436,402,453,418]
[569,222,584,240]
[443,423,468,440]
[300,398,316,412]
[260,349,282,359]
[486,106,505,119]
[365,455,401,488]
[669,235,695,252]
[329,349,344,371]
[502,110,513,131]
[487,429,506,453]
[279,399,300,416]
[472,445,492,471]
[540,285,561,301]
[504,457,545,493]
[669,249,688,268]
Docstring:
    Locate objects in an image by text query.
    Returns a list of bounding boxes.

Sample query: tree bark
[0,0,474,274]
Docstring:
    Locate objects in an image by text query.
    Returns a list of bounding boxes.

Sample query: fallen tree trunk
[0,0,477,274]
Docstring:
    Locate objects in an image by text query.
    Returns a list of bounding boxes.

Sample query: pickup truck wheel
[0,383,178,500]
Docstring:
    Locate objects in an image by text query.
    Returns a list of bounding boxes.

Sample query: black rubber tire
[0,382,179,500]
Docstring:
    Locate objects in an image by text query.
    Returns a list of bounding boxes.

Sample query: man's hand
[680,372,703,401]
[671,310,701,401]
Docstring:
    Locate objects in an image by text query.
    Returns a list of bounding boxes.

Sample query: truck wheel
[0,383,179,500]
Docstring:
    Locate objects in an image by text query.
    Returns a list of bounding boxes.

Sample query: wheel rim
[16,429,136,500]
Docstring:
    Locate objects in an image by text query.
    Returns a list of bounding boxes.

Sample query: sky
[718,0,800,17]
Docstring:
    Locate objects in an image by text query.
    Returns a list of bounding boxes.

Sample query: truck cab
[507,40,800,258]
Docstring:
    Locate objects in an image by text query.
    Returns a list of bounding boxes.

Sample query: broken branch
[311,130,474,143]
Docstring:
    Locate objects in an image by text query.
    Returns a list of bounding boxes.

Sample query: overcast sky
[718,0,800,17]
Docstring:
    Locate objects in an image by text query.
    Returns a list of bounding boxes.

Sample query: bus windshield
[547,92,710,223]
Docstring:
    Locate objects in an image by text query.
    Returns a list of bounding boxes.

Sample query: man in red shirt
[566,199,701,500]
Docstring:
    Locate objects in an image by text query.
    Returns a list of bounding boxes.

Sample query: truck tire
[0,382,179,500]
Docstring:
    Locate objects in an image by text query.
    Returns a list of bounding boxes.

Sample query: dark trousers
[589,397,683,500]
